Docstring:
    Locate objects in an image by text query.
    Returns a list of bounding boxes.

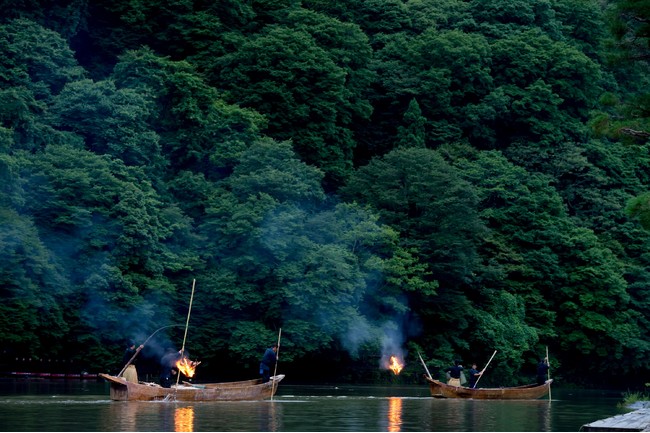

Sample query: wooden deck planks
[581,409,650,432]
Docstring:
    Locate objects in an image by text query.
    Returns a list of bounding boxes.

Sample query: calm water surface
[0,378,629,432]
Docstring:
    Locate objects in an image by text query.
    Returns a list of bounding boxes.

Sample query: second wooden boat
[425,376,552,400]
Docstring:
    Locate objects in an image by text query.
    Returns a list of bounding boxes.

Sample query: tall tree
[211,14,373,188]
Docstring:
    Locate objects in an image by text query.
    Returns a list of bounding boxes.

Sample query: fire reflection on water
[387,397,402,432]
[174,406,194,432]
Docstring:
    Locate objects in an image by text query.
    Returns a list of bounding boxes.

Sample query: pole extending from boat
[546,346,552,401]
[118,324,184,377]
[271,328,282,401]
[176,279,197,388]
[473,350,497,388]
[417,350,433,380]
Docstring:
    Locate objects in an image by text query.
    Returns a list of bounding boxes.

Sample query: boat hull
[99,373,284,401]
[426,377,552,400]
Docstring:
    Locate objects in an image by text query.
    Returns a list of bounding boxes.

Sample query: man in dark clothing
[537,357,550,385]
[468,363,483,388]
[259,344,278,382]
[445,360,463,387]
[160,349,181,388]
[120,340,143,383]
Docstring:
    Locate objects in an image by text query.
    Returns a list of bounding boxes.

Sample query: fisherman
[259,343,278,382]
[160,348,182,388]
[468,363,483,388]
[445,360,464,387]
[120,340,143,383]
[537,357,550,385]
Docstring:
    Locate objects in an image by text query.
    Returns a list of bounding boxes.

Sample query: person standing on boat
[160,348,181,388]
[259,343,278,382]
[536,357,550,385]
[468,363,483,388]
[120,341,143,383]
[445,360,464,387]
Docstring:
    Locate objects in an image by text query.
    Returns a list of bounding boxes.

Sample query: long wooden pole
[175,279,196,387]
[546,346,552,401]
[271,328,282,401]
[417,351,433,380]
[473,350,497,388]
[118,324,184,377]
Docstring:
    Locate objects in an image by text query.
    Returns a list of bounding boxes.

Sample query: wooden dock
[581,409,650,432]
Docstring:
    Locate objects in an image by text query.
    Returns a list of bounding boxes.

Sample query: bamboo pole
[118,324,183,377]
[473,350,497,388]
[417,351,433,380]
[546,346,552,401]
[271,328,282,401]
[175,279,196,387]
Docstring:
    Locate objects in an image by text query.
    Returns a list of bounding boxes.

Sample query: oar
[546,346,552,401]
[271,328,282,401]
[118,324,184,377]
[417,350,433,380]
[473,350,497,388]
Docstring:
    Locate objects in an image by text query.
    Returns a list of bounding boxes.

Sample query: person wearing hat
[259,343,278,382]
[120,340,143,383]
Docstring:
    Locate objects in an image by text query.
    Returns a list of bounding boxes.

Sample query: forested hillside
[0,0,648,387]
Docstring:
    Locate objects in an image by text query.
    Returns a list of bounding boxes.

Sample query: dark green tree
[396,99,426,148]
[15,144,186,369]
[211,17,373,188]
[341,146,484,362]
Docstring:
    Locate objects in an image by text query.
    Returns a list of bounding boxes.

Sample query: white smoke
[378,321,406,369]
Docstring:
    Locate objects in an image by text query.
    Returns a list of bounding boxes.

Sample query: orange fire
[176,357,201,378]
[388,355,404,375]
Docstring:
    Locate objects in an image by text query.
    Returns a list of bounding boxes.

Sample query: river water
[0,378,629,431]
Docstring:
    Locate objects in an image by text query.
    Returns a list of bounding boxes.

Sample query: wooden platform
[581,409,650,432]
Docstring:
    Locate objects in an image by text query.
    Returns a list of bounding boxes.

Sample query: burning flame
[388,355,404,375]
[176,357,201,378]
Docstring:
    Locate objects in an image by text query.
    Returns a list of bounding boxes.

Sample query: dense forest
[0,0,648,388]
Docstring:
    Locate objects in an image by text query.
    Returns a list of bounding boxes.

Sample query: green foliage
[0,208,69,354]
[211,16,373,186]
[50,79,162,170]
[112,47,265,179]
[0,0,649,386]
[627,193,650,230]
[342,146,483,287]
[619,385,650,407]
[0,19,85,95]
[396,99,426,148]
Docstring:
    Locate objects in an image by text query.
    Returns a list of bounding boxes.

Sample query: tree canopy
[0,0,648,387]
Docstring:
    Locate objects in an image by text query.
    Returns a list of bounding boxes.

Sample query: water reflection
[465,399,554,432]
[257,401,281,432]
[387,397,402,432]
[106,401,139,431]
[0,380,627,432]
[174,406,194,432]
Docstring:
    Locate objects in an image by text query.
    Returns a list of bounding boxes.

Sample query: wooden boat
[425,376,552,400]
[99,373,285,401]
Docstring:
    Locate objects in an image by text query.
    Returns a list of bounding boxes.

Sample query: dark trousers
[260,365,270,382]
